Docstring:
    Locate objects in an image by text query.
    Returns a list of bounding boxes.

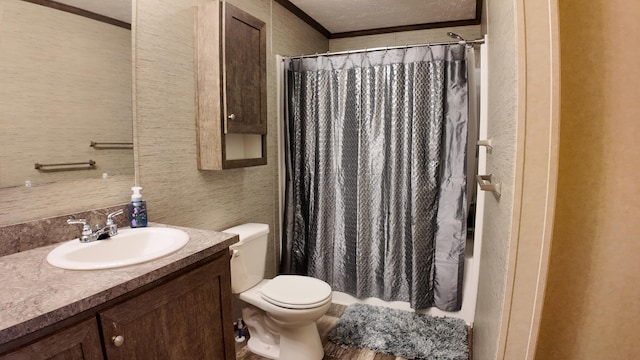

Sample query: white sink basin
[47,227,189,270]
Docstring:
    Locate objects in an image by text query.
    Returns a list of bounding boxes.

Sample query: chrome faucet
[67,209,124,243]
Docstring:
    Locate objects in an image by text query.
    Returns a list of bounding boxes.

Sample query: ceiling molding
[331,18,481,39]
[276,0,483,39]
[21,0,130,29]
[273,0,330,38]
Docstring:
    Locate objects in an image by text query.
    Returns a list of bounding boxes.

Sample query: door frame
[498,1,561,358]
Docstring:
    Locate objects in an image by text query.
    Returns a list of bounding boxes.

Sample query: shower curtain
[281,45,468,311]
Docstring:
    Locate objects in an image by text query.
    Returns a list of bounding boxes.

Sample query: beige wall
[472,0,520,358]
[536,0,640,358]
[133,0,328,278]
[329,25,482,51]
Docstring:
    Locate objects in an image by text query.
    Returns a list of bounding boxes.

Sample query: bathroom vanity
[0,224,238,359]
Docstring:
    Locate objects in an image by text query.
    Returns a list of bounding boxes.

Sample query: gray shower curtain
[281,45,468,311]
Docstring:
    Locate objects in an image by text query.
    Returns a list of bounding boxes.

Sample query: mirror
[0,0,133,188]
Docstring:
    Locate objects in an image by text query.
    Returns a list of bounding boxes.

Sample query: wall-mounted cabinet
[195,1,267,170]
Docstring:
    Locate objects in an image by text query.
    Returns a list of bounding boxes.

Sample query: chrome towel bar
[476,174,501,196]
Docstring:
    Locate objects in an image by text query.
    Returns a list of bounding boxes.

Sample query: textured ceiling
[288,0,478,34]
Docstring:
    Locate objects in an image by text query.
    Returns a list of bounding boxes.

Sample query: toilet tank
[224,223,269,294]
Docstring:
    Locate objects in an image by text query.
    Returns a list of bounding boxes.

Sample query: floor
[235,304,473,360]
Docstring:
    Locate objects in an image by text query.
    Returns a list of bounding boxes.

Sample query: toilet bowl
[224,223,332,360]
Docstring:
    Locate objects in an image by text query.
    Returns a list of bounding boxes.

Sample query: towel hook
[477,138,493,151]
[476,174,501,196]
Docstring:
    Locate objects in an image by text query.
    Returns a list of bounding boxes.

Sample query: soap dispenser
[128,186,148,228]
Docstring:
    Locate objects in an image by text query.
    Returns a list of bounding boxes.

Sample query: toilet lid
[260,275,332,309]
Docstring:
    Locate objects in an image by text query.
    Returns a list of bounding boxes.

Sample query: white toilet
[224,223,332,360]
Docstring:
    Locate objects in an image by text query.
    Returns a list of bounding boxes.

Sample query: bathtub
[331,231,480,326]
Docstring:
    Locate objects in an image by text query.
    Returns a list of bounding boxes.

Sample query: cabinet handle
[228,113,236,120]
[112,335,125,347]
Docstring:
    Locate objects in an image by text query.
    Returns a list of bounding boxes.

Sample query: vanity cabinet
[100,256,234,359]
[0,252,236,360]
[195,1,267,170]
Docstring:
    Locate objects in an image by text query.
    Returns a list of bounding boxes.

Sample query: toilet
[224,223,332,360]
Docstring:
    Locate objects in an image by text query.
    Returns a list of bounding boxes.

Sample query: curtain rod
[285,38,485,60]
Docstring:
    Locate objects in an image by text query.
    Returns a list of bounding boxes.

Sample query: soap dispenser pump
[128,186,148,228]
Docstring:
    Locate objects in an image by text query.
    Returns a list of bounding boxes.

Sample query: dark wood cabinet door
[195,2,267,169]
[0,318,102,360]
[223,3,266,135]
[99,257,235,360]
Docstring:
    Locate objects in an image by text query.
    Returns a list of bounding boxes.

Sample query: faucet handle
[67,218,92,235]
[106,209,124,237]
[106,209,124,225]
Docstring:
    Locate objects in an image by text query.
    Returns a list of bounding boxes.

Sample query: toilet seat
[260,275,332,309]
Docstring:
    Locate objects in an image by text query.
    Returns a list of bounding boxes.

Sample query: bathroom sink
[47,227,189,270]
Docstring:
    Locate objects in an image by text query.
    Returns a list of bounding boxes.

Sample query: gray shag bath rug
[328,303,468,360]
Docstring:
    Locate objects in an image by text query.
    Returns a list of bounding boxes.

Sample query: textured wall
[133,0,328,278]
[536,1,640,358]
[473,0,519,359]
[329,25,482,52]
[0,0,133,226]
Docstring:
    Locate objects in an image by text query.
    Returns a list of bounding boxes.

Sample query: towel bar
[90,141,133,149]
[35,160,96,172]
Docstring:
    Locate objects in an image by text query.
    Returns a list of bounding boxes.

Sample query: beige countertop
[0,223,238,348]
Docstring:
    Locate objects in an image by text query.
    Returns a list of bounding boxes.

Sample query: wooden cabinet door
[99,257,235,360]
[223,3,266,135]
[0,318,102,360]
[195,2,267,169]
